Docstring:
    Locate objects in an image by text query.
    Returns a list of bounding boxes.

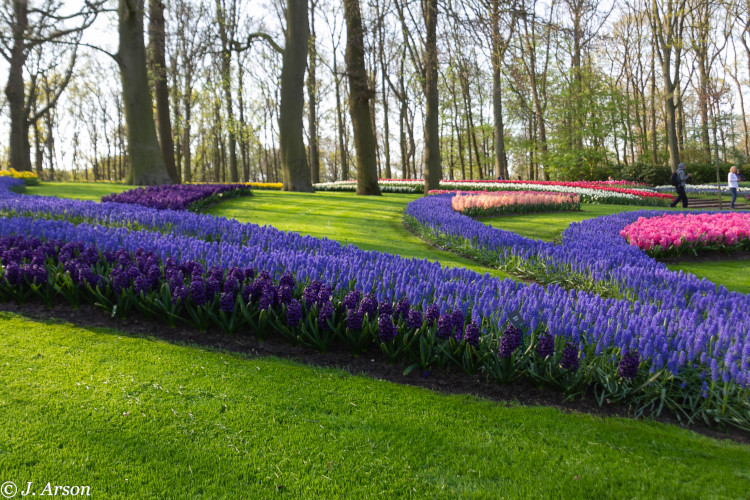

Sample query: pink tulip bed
[448,190,581,216]
[620,212,750,257]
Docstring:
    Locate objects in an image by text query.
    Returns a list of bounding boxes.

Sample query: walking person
[728,166,739,209]
[669,163,691,208]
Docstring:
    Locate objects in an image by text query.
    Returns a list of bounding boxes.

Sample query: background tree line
[1,0,749,191]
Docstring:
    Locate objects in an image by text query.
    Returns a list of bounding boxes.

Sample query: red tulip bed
[620,212,750,258]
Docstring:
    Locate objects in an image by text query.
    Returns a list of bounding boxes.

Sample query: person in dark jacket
[669,163,690,208]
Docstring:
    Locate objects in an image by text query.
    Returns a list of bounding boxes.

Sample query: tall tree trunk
[344,0,380,195]
[307,1,321,184]
[530,76,548,176]
[378,14,392,179]
[334,50,348,181]
[370,73,381,178]
[452,79,466,181]
[149,0,180,183]
[5,0,32,171]
[460,67,482,180]
[399,55,408,179]
[490,0,508,179]
[169,55,182,181]
[34,118,43,178]
[279,0,312,191]
[44,100,55,180]
[118,0,171,185]
[182,80,193,183]
[650,51,658,165]
[676,85,685,154]
[570,2,584,169]
[651,0,686,172]
[215,0,239,182]
[465,111,474,179]
[237,60,249,181]
[664,79,680,171]
[697,59,711,160]
[422,0,440,192]
[728,64,749,158]
[492,57,507,179]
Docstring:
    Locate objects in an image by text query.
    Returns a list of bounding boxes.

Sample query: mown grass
[207,191,512,279]
[22,181,130,201]
[481,204,647,242]
[1,313,749,498]
[668,259,750,294]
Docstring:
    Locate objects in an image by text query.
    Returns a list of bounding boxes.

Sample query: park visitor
[729,166,739,209]
[669,163,690,208]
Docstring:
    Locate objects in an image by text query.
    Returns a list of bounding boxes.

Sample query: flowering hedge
[101,183,252,211]
[1,176,749,430]
[0,168,39,186]
[620,213,750,257]
[314,179,671,205]
[449,190,580,216]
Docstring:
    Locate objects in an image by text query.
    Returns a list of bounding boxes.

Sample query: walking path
[683,198,749,210]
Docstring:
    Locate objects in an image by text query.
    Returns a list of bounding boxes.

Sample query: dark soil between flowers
[1,301,748,445]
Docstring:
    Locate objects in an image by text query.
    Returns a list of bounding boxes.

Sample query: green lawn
[207,191,512,280]
[481,204,648,242]
[1,313,748,498]
[23,181,130,201]
[668,259,750,294]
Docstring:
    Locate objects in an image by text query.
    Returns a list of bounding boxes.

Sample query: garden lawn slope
[206,190,511,279]
[23,182,131,201]
[1,313,749,498]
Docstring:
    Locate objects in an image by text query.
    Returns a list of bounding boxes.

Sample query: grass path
[1,313,748,498]
[207,191,512,279]
[23,182,130,201]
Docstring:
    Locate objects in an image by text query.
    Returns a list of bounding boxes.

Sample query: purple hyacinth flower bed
[101,183,252,211]
[1,175,749,431]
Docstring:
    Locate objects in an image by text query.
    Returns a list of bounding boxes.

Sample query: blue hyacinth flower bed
[0,176,748,431]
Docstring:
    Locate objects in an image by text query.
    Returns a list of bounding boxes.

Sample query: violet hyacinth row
[405,192,740,302]
[101,183,252,211]
[405,194,750,382]
[0,177,749,426]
